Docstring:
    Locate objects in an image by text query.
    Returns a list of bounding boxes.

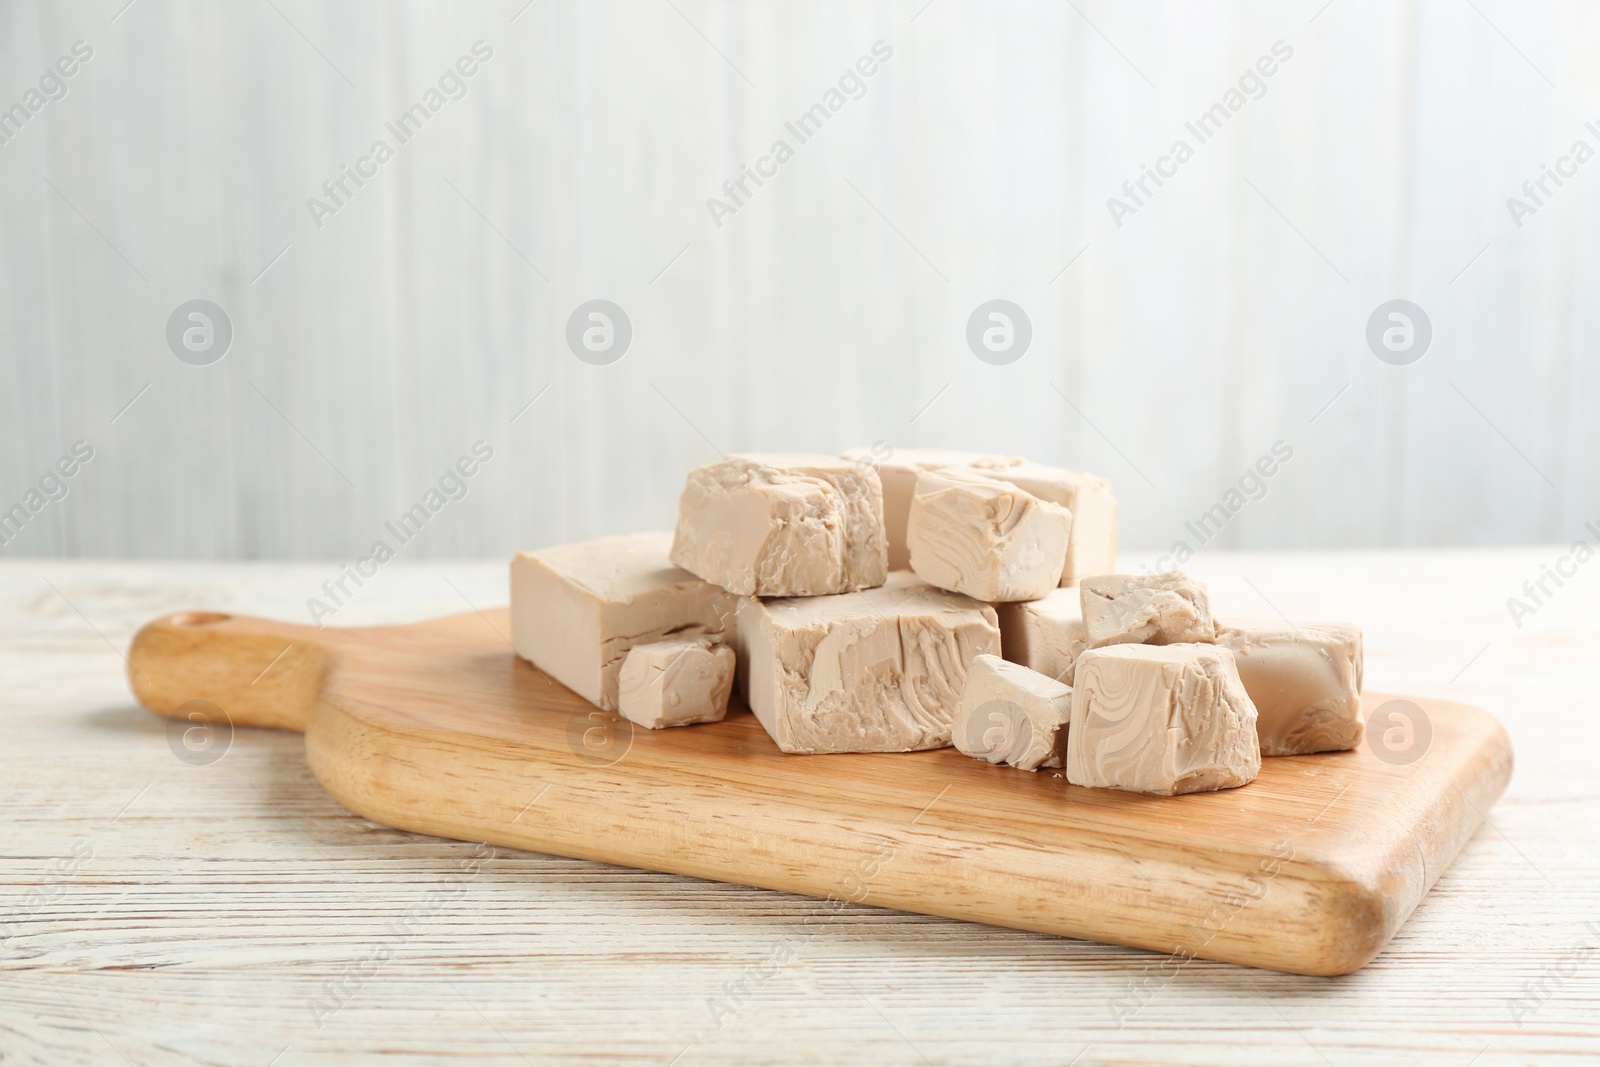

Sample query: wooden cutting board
[127,606,1512,977]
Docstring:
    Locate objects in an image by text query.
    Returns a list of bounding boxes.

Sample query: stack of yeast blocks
[509,453,1015,749]
[510,450,1113,754]
[507,447,1363,800]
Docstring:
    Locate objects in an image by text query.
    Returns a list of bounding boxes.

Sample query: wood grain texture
[124,601,1511,977]
[4,554,1598,1066]
[2,2,1598,562]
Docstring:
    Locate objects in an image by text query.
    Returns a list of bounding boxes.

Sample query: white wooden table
[3,553,1597,1066]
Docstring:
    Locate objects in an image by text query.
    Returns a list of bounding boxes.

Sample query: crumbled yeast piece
[510,532,735,711]
[736,572,1000,754]
[670,453,887,597]
[953,654,1072,771]
[1079,571,1216,648]
[617,635,736,729]
[905,467,1071,602]
[1215,619,1364,756]
[1067,643,1260,796]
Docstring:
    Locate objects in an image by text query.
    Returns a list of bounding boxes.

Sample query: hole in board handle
[168,612,231,627]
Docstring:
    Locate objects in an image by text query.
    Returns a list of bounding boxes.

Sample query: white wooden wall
[2,0,1596,561]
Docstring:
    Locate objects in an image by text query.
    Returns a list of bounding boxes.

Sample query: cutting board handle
[128,612,336,734]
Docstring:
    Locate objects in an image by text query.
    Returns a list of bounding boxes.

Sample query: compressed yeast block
[995,586,1089,686]
[617,636,736,729]
[953,654,1072,771]
[1080,571,1215,648]
[670,453,887,597]
[965,460,1117,585]
[841,448,1022,571]
[1215,619,1364,756]
[905,467,1071,603]
[511,532,735,711]
[1067,643,1261,796]
[736,571,1000,754]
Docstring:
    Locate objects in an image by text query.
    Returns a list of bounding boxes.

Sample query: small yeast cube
[1067,643,1261,795]
[953,654,1072,771]
[617,636,736,729]
[670,453,888,597]
[1215,619,1364,756]
[906,468,1071,602]
[1079,571,1216,648]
